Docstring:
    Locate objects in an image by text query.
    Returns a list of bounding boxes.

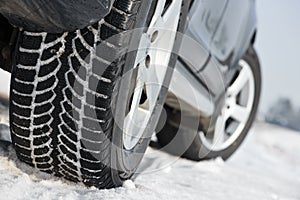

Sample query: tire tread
[10,0,142,189]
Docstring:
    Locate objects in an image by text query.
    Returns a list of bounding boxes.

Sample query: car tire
[10,0,190,188]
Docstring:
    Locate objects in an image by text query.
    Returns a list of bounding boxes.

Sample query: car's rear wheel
[10,0,190,188]
[156,46,261,161]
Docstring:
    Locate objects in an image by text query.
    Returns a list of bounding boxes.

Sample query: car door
[188,0,228,50]
[210,0,257,66]
[180,0,228,72]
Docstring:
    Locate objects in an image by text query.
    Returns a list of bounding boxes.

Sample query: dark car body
[0,0,115,33]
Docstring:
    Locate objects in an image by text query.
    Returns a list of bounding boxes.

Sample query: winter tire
[10,0,191,188]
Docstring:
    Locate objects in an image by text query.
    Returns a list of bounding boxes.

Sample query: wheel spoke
[124,107,150,150]
[229,103,249,123]
[213,116,226,146]
[124,108,149,134]
[149,0,167,28]
[228,65,250,96]
[147,47,169,79]
[131,69,145,112]
[133,34,149,67]
[150,0,182,48]
[161,0,183,30]
[145,66,161,109]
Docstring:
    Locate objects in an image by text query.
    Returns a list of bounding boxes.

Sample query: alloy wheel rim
[123,0,183,150]
[200,59,255,151]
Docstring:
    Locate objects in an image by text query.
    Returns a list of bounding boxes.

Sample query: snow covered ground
[0,118,299,200]
[0,70,10,97]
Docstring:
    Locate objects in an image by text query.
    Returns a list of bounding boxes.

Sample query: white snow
[0,122,299,200]
[0,70,10,97]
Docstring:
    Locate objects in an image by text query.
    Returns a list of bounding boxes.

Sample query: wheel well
[251,30,257,45]
[0,13,15,73]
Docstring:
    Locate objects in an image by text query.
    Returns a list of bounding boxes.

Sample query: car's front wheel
[9,0,190,188]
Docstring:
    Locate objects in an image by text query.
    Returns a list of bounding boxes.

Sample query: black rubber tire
[10,0,148,189]
[9,0,191,189]
[156,46,261,161]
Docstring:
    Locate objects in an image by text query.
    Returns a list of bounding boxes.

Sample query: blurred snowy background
[255,0,300,129]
